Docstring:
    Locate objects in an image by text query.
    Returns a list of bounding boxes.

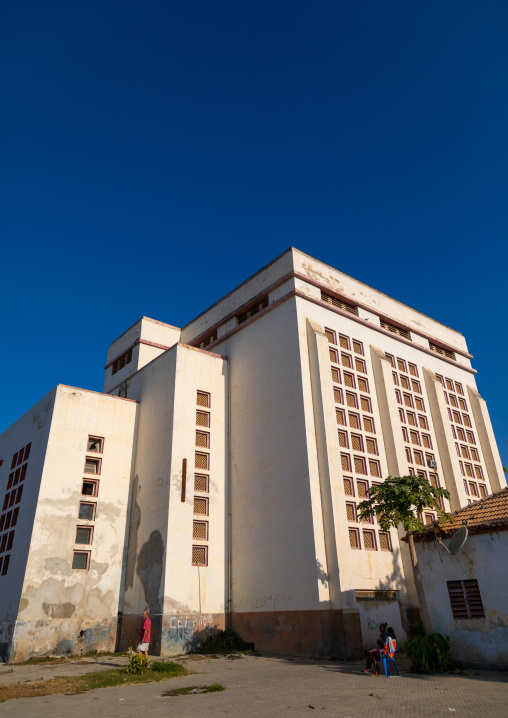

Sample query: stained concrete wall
[119,343,227,655]
[0,389,57,661]
[9,386,137,662]
[416,531,508,669]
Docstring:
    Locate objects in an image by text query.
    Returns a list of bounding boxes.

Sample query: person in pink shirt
[137,610,151,658]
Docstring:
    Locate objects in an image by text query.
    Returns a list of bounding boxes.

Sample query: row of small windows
[193,391,211,566]
[72,436,104,570]
[0,444,31,577]
[111,348,132,376]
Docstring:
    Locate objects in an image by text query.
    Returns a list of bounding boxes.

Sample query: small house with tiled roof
[413,488,508,670]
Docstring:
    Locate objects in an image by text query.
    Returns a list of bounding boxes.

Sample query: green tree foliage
[357,474,452,532]
[405,621,454,673]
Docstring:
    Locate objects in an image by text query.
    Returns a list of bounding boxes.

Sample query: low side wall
[118,613,225,656]
[8,617,118,663]
[232,609,363,658]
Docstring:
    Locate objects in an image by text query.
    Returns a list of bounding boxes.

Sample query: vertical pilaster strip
[306,318,355,610]
[467,386,506,494]
[370,346,408,477]
[423,368,468,510]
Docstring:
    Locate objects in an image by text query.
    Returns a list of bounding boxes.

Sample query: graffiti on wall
[168,614,213,632]
[255,593,293,610]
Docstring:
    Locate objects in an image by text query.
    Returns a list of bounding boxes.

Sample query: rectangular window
[193,497,209,515]
[192,545,208,566]
[356,480,368,498]
[331,367,340,383]
[369,460,381,478]
[413,450,424,466]
[400,375,410,390]
[82,479,99,497]
[192,521,208,540]
[75,526,93,545]
[408,363,418,377]
[403,393,413,408]
[195,452,209,470]
[341,453,351,471]
[349,528,360,549]
[354,456,366,475]
[339,335,350,349]
[20,464,27,482]
[84,458,101,475]
[194,474,209,492]
[474,466,484,481]
[7,474,13,490]
[341,353,352,368]
[72,551,90,570]
[321,291,357,314]
[366,438,378,455]
[17,451,23,466]
[195,431,210,448]
[360,396,371,413]
[447,579,485,619]
[348,413,360,429]
[351,434,363,452]
[6,532,14,551]
[353,340,364,355]
[392,372,399,386]
[379,532,392,551]
[411,380,421,394]
[338,430,348,448]
[469,482,479,497]
[399,408,405,423]
[346,392,357,408]
[329,347,339,363]
[237,296,269,324]
[410,431,420,446]
[358,377,369,392]
[197,391,211,408]
[78,502,96,521]
[334,387,344,404]
[325,328,336,344]
[196,411,210,427]
[23,443,31,461]
[418,415,428,430]
[343,372,355,388]
[197,331,217,349]
[346,502,357,521]
[355,358,367,374]
[406,412,416,427]
[363,417,374,433]
[11,453,17,470]
[87,436,104,453]
[111,348,133,376]
[0,534,7,553]
[336,408,346,426]
[395,389,402,404]
[343,478,353,496]
[381,321,409,339]
[363,530,377,550]
[1,555,10,575]
[0,515,4,532]
[415,397,425,411]
[430,344,455,360]
[479,484,487,498]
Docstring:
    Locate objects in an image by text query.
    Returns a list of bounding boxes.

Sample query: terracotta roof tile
[416,487,508,537]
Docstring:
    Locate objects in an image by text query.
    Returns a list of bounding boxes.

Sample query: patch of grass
[161,683,226,696]
[196,629,253,655]
[0,662,189,703]
[17,650,128,666]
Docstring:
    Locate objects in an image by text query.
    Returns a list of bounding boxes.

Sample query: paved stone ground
[1,653,508,717]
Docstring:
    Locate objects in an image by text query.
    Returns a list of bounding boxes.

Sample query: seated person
[363,622,387,674]
[371,627,397,677]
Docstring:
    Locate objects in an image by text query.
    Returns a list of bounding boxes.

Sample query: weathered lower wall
[8,616,118,662]
[233,609,363,658]
[0,621,15,662]
[118,612,225,656]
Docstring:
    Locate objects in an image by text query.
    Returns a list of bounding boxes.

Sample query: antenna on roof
[440,526,468,555]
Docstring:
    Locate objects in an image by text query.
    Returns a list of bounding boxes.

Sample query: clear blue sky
[1,1,507,467]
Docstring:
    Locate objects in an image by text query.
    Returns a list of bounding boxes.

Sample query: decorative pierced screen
[369,461,380,477]
[353,340,363,355]
[346,504,355,521]
[360,397,370,412]
[348,529,359,548]
[329,348,338,362]
[356,589,396,601]
[339,335,349,349]
[341,354,352,368]
[381,320,409,339]
[333,388,343,404]
[363,530,375,550]
[321,291,357,315]
[198,332,217,349]
[357,481,367,498]
[404,394,412,407]
[331,367,340,383]
[352,435,362,451]
[343,478,353,495]
[422,435,431,449]
[193,521,208,539]
[341,454,350,471]
[197,391,210,407]
[358,378,368,392]
[237,296,269,324]
[355,359,366,373]
[349,414,359,429]
[195,453,208,469]
[344,373,354,388]
[354,457,365,474]
[336,409,346,426]
[192,546,207,566]
[194,475,208,492]
[430,343,455,359]
[193,497,208,515]
[379,533,391,551]
[196,411,210,427]
[346,393,356,408]
[338,431,347,448]
[325,329,335,344]
[366,439,376,455]
[196,431,209,448]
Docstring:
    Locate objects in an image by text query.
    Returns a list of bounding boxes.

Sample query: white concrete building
[0,248,505,662]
